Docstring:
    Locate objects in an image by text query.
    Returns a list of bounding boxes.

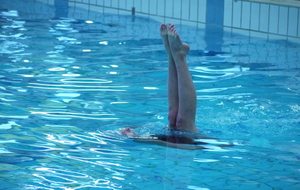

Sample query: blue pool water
[0,1,300,190]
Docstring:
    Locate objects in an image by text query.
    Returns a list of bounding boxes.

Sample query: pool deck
[33,0,300,41]
[246,0,300,7]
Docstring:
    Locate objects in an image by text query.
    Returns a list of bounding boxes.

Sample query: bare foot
[167,23,190,59]
[160,23,172,58]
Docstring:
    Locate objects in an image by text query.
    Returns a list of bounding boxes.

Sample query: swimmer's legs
[160,23,179,127]
[167,23,197,133]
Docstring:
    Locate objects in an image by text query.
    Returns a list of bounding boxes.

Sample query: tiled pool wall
[36,0,300,42]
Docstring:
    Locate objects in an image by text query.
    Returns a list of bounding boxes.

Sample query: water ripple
[36,167,89,178]
[0,41,27,54]
[31,111,118,120]
[66,155,133,171]
[33,173,78,185]
[60,78,112,83]
[0,2,299,189]
[28,83,128,91]
[27,78,128,92]
[89,148,128,156]
[70,134,109,144]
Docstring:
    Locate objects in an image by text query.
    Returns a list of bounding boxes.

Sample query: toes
[167,23,177,36]
[160,23,167,31]
[171,29,177,37]
[169,23,175,30]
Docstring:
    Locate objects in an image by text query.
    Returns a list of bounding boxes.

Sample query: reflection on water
[0,1,300,190]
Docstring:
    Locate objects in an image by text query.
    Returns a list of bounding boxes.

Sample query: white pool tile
[250,3,260,31]
[90,0,97,4]
[224,0,233,27]
[157,0,165,16]
[173,0,181,19]
[103,0,111,7]
[288,7,298,37]
[189,0,198,22]
[165,0,173,17]
[298,10,300,37]
[241,1,251,29]
[198,0,206,23]
[71,0,299,41]
[134,0,141,12]
[269,5,279,34]
[97,0,104,6]
[127,0,134,10]
[259,4,269,32]
[111,0,118,8]
[278,6,288,35]
[181,0,189,20]
[119,0,127,9]
[149,0,157,15]
[141,0,149,14]
[232,0,242,28]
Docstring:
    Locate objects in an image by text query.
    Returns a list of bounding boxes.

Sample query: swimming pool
[0,0,300,189]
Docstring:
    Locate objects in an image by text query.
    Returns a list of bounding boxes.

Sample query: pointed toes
[160,23,167,31]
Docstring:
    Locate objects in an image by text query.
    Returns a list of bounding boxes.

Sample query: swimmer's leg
[160,23,179,128]
[167,23,197,133]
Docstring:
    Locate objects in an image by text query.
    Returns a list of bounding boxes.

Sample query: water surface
[0,1,300,190]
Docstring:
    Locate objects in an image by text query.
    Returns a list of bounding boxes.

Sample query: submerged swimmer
[121,23,233,150]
